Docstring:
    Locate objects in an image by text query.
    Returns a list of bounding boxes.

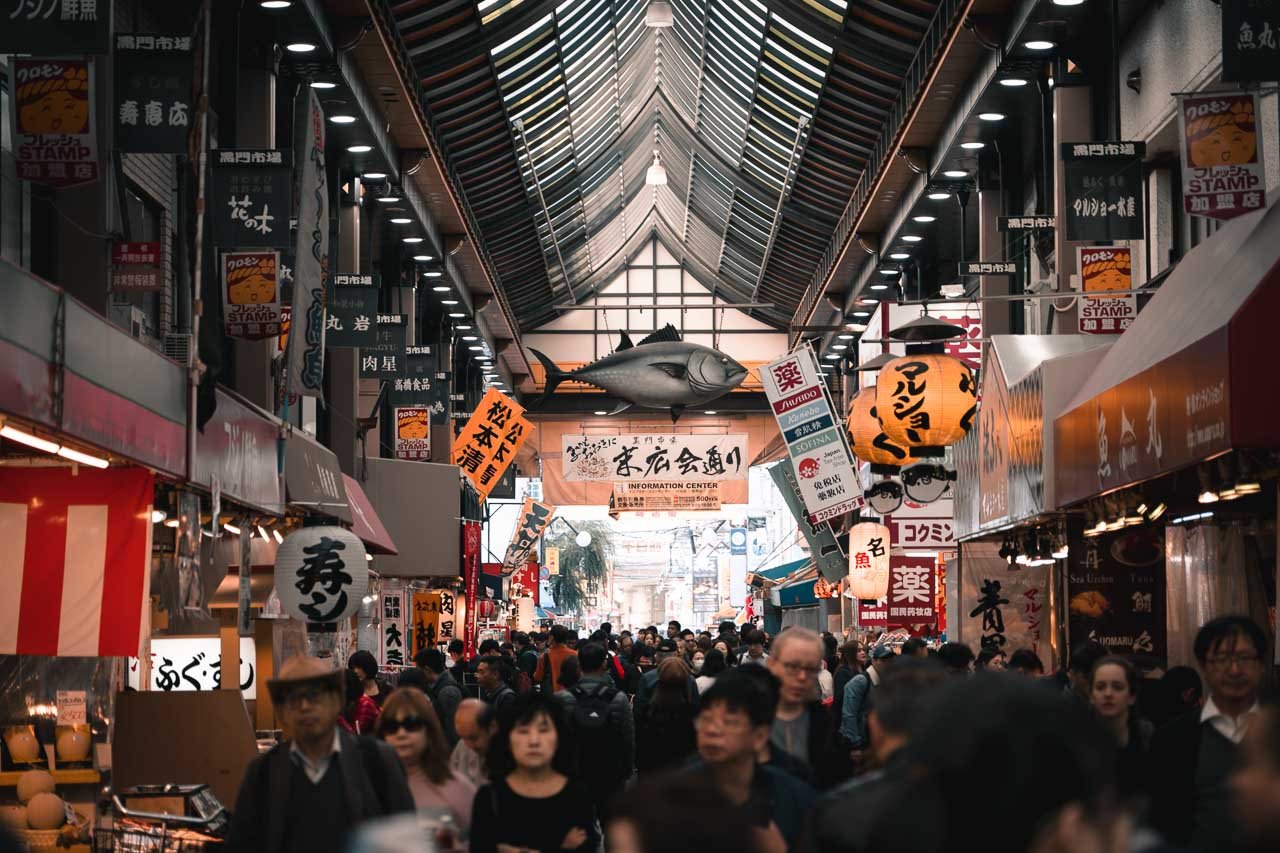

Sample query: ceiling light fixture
[347,144,372,153]
[376,195,400,203]
[449,312,466,318]
[1025,39,1056,50]
[431,285,450,293]
[441,299,459,305]
[1,424,61,454]
[414,254,435,262]
[831,344,848,350]
[1053,0,1085,6]
[870,283,890,291]
[942,169,968,178]
[151,510,168,524]
[423,269,443,277]
[285,43,316,53]
[889,252,910,260]
[645,149,667,186]
[56,446,109,468]
[978,112,1005,121]
[927,191,951,200]
[901,235,922,242]
[390,217,411,224]
[273,529,285,544]
[960,141,986,150]
[851,310,871,317]
[824,353,841,360]
[594,410,607,416]
[462,335,478,341]
[223,522,241,535]
[402,236,423,243]
[363,171,387,180]
[309,81,337,90]
[645,0,675,28]
[1000,77,1029,87]
[260,0,291,7]
[328,114,357,124]
[837,333,855,340]
[257,524,269,541]
[913,214,937,223]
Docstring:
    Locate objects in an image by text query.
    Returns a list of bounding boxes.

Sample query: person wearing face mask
[376,688,476,838]
[1088,655,1152,799]
[689,648,706,676]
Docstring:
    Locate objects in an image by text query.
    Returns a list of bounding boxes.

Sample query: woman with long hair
[376,688,476,835]
[695,648,727,694]
[470,693,597,853]
[634,657,698,775]
[340,669,380,735]
[831,641,863,721]
[1089,654,1152,798]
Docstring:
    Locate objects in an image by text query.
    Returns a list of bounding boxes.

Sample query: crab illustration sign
[761,347,863,524]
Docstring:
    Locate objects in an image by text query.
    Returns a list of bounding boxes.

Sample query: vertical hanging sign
[463,521,482,660]
[1221,1,1280,83]
[113,34,193,154]
[1178,92,1267,220]
[394,408,432,460]
[1077,246,1136,335]
[221,251,283,340]
[10,58,99,187]
[286,88,328,400]
[381,590,405,667]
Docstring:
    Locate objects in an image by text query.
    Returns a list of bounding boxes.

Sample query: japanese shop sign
[998,215,1055,231]
[959,543,1047,663]
[1068,528,1166,670]
[887,516,956,550]
[508,558,540,606]
[274,526,368,625]
[1222,0,1280,83]
[452,388,532,502]
[562,433,747,482]
[358,314,407,379]
[111,241,162,292]
[113,34,192,153]
[127,636,257,699]
[610,480,722,512]
[886,557,937,627]
[768,458,847,584]
[502,498,556,576]
[394,407,431,461]
[10,57,99,187]
[221,250,283,340]
[545,546,560,575]
[325,275,379,348]
[285,88,329,401]
[381,590,406,667]
[959,261,1019,276]
[1178,92,1267,220]
[210,150,292,249]
[55,690,86,726]
[410,590,455,659]
[761,347,864,524]
[858,597,888,628]
[848,522,891,600]
[463,521,481,659]
[1078,246,1136,335]
[2,0,111,54]
[1061,142,1146,242]
[390,351,448,424]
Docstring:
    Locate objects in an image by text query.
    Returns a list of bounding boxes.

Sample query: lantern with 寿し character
[875,354,977,455]
[274,526,368,624]
[848,522,891,600]
[846,390,917,472]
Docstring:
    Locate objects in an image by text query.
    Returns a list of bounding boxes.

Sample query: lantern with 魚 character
[848,522,891,600]
[875,354,976,454]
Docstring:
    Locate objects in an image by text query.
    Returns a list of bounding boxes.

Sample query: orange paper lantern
[846,390,917,471]
[875,354,977,452]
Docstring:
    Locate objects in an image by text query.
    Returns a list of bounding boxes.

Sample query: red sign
[112,242,161,265]
[509,559,540,607]
[462,521,481,659]
[0,467,154,656]
[858,597,888,627]
[11,58,100,187]
[886,557,937,627]
[112,241,164,293]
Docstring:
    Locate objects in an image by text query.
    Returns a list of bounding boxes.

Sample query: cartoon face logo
[398,414,429,440]
[1187,104,1257,168]
[797,458,819,479]
[228,264,277,305]
[17,65,90,135]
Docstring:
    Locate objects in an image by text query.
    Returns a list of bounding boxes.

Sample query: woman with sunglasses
[377,688,477,839]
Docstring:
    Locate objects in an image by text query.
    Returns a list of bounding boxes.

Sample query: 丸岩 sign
[127,636,257,699]
[113,34,193,154]
[502,498,556,576]
[1078,246,1136,335]
[1061,142,1145,242]
[562,433,747,482]
[10,57,99,187]
[325,275,379,349]
[761,347,863,523]
[221,251,283,340]
[452,388,532,502]
[1177,92,1267,221]
[209,150,292,250]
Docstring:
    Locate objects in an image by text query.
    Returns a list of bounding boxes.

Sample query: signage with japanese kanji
[10,57,99,187]
[111,241,162,292]
[325,274,379,348]
[394,407,431,460]
[886,557,937,627]
[1078,246,1136,335]
[998,215,1055,231]
[761,347,863,524]
[451,388,532,502]
[274,526,368,625]
[1062,142,1146,242]
[501,498,556,576]
[610,480,722,512]
[358,314,408,378]
[1,0,112,54]
[113,34,192,153]
[410,590,455,659]
[210,150,292,249]
[389,347,439,408]
[858,597,888,628]
[1222,0,1280,83]
[848,522,891,600]
[959,261,1019,276]
[381,590,405,667]
[562,434,748,482]
[221,251,282,340]
[127,636,257,699]
[1178,92,1267,220]
[1068,528,1166,670]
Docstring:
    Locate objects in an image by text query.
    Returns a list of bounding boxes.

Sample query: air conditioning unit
[109,303,148,340]
[163,333,192,365]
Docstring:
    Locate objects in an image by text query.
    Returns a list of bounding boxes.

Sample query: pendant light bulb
[646,150,668,186]
[645,0,674,28]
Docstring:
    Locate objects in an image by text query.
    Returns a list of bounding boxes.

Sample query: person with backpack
[534,624,578,694]
[557,642,635,817]
[513,631,540,688]
[416,648,464,747]
[475,655,517,717]
[840,644,894,766]
[634,657,699,775]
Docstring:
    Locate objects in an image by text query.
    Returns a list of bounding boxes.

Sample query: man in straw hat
[225,655,413,853]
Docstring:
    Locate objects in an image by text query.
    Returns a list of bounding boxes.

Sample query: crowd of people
[213,615,1279,852]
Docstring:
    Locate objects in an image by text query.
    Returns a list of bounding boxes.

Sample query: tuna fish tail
[530,348,571,401]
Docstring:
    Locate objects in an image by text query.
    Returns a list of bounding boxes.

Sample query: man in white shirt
[1150,615,1266,851]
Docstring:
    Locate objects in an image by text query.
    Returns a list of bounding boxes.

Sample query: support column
[976,188,1010,336]
[330,203,362,475]
[1052,85,1093,334]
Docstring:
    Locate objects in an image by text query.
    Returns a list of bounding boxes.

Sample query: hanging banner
[113,34,193,154]
[111,241,163,293]
[1077,246,1136,335]
[452,388,532,502]
[958,543,1049,666]
[509,559,540,607]
[394,407,431,460]
[1222,1,1280,83]
[210,150,291,250]
[409,590,456,660]
[502,498,556,575]
[545,546,560,576]
[761,347,864,524]
[127,636,256,698]
[381,590,406,667]
[1061,142,1146,242]
[609,480,721,512]
[389,347,439,408]
[286,88,329,400]
[463,521,481,659]
[324,275,379,348]
[11,57,99,187]
[221,250,283,340]
[562,434,747,482]
[1069,528,1167,670]
[848,522,891,600]
[1178,92,1267,220]
[767,459,847,584]
[886,557,938,627]
[359,314,408,379]
[858,597,888,628]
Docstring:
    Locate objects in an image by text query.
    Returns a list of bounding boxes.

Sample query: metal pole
[511,119,577,303]
[750,116,811,305]
[187,0,212,486]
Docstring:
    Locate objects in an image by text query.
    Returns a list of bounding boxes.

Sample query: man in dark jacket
[635,638,699,711]
[1149,615,1266,851]
[556,642,635,816]
[475,654,517,715]
[765,627,844,788]
[416,648,463,745]
[226,656,413,853]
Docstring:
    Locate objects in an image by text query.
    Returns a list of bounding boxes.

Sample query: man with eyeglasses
[1149,615,1267,851]
[226,655,413,853]
[765,626,843,788]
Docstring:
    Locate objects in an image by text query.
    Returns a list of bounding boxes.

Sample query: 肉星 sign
[410,590,456,659]
[761,348,863,523]
[562,433,747,482]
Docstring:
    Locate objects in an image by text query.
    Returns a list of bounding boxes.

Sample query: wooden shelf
[0,768,100,786]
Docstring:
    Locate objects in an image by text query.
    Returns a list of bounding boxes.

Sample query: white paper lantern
[848,522,891,600]
[515,597,535,632]
[274,526,368,624]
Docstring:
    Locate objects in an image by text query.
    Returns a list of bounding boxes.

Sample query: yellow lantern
[848,522,891,600]
[846,390,917,471]
[875,354,977,453]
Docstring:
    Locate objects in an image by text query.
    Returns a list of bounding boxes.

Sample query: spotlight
[164,518,180,528]
[1198,490,1219,504]
[223,522,241,535]
[942,170,968,178]
[151,510,168,523]
[913,214,937,223]
[960,141,986,150]
[273,529,284,544]
[1025,40,1056,50]
[328,115,357,125]
[1146,502,1167,521]
[999,77,1029,87]
[978,112,1006,122]
[285,43,316,53]
[257,524,269,541]
[347,144,373,153]
[309,81,337,90]
[363,171,387,180]
[927,191,951,200]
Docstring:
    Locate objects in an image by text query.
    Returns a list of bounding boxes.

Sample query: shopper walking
[1089,654,1152,799]
[557,642,635,816]
[450,698,495,788]
[417,648,464,746]
[348,650,391,707]
[765,627,841,787]
[475,654,517,716]
[340,670,381,735]
[376,688,476,836]
[635,657,699,774]
[469,693,598,853]
[840,644,894,759]
[831,641,862,722]
[226,656,414,853]
[695,647,728,694]
[533,624,578,694]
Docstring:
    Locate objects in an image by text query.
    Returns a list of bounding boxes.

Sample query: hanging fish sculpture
[529,324,748,422]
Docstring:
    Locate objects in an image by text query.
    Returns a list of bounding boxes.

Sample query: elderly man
[449,698,496,787]
[764,626,842,788]
[226,656,413,853]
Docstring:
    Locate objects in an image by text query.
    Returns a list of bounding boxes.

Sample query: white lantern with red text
[848,522,891,600]
[274,526,368,624]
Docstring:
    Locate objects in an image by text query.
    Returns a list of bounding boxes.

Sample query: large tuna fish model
[529,324,748,422]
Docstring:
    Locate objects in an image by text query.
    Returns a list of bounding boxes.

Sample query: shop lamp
[875,354,977,454]
[57,446,109,468]
[1197,490,1219,504]
[1,424,61,454]
[847,390,918,472]
[164,518,180,528]
[151,510,168,524]
[1146,502,1167,521]
[257,524,269,540]
[645,150,668,186]
[276,527,368,623]
[273,529,285,544]
[1219,486,1240,501]
[1084,520,1107,537]
[1235,481,1261,495]
[998,539,1016,564]
[223,522,241,535]
[848,522,892,599]
[1051,541,1069,560]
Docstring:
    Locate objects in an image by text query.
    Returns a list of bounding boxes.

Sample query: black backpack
[568,682,626,789]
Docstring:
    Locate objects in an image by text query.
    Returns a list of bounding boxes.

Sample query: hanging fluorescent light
[960,141,986,150]
[57,446,109,468]
[223,522,241,535]
[913,214,937,223]
[1235,481,1262,494]
[257,524,269,541]
[645,0,674,28]
[1,424,61,454]
[152,510,168,524]
[645,150,668,186]
[1146,502,1167,521]
[347,144,372,153]
[1172,510,1214,525]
